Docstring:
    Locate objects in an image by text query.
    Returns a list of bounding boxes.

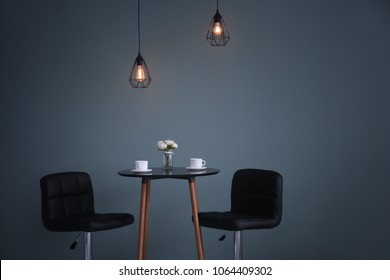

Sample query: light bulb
[136,65,145,82]
[213,22,223,35]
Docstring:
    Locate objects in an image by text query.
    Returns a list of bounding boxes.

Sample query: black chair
[40,171,134,259]
[197,169,283,259]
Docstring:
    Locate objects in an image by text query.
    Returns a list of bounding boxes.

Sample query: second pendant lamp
[129,0,151,88]
[206,0,230,47]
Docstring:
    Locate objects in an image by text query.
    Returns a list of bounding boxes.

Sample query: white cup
[190,158,206,169]
[135,160,148,171]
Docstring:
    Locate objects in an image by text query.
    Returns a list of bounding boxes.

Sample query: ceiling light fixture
[206,0,230,47]
[129,0,151,88]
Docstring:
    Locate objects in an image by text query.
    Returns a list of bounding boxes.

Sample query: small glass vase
[162,151,174,170]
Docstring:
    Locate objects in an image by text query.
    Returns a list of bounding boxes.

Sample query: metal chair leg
[84,232,92,260]
[233,230,242,260]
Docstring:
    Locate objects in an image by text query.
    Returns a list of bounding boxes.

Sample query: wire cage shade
[129,53,151,88]
[206,10,230,46]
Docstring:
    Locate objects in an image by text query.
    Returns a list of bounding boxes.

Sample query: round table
[118,167,220,260]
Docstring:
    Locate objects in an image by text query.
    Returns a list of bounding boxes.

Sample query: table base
[137,177,204,260]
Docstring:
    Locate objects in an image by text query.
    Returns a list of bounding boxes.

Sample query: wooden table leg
[137,177,151,260]
[142,178,151,258]
[188,177,205,260]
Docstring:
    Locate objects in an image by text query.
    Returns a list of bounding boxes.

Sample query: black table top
[118,167,220,179]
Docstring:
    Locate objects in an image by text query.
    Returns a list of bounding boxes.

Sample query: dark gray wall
[1,0,389,259]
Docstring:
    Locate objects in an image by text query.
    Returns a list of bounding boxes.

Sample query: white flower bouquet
[156,140,178,152]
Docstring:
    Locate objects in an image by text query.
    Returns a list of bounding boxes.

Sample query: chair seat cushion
[198,211,280,231]
[46,213,134,232]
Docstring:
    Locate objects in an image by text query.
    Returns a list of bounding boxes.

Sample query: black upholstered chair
[40,171,134,259]
[197,169,283,259]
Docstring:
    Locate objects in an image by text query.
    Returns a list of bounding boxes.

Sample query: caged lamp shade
[206,0,230,46]
[129,0,151,88]
[129,52,151,88]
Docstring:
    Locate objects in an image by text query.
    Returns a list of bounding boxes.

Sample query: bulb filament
[213,22,223,35]
[136,65,145,82]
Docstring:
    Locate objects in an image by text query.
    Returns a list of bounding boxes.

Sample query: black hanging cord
[137,0,141,53]
[217,0,219,10]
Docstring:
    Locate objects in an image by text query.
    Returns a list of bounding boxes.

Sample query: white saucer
[131,169,152,173]
[186,166,207,170]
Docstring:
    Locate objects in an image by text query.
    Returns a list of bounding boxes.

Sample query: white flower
[157,141,167,150]
[156,139,178,151]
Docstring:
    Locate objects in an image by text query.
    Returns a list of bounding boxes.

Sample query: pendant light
[129,0,151,88]
[206,0,230,47]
